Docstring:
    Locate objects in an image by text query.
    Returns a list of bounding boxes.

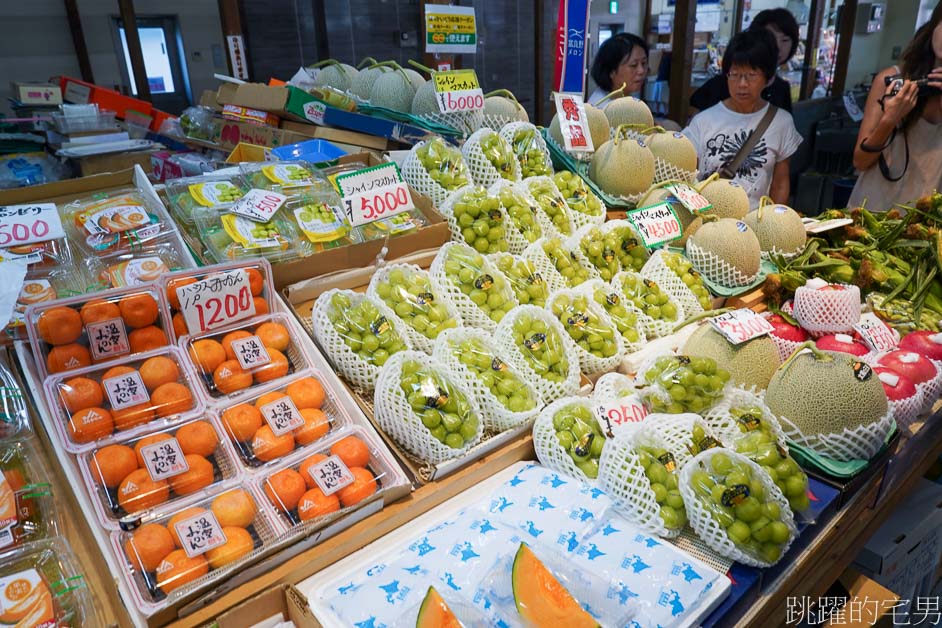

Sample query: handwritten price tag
[231,335,271,370]
[553,92,594,153]
[854,312,899,353]
[308,454,355,496]
[0,203,65,247]
[665,184,713,214]
[260,397,304,436]
[626,201,682,247]
[342,182,416,228]
[173,511,227,558]
[433,69,484,114]
[230,189,287,222]
[594,395,648,436]
[710,309,774,345]
[177,269,256,334]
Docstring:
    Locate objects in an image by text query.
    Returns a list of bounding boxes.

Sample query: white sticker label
[260,397,304,436]
[552,92,594,153]
[432,70,484,114]
[595,395,649,436]
[103,371,150,410]
[81,204,150,235]
[141,438,190,481]
[626,201,682,247]
[0,203,65,247]
[177,269,257,334]
[309,454,355,496]
[303,101,327,125]
[665,184,713,214]
[342,182,416,228]
[854,312,900,353]
[229,188,288,222]
[232,335,271,370]
[86,317,131,360]
[172,511,227,558]
[710,309,774,345]
[335,162,403,197]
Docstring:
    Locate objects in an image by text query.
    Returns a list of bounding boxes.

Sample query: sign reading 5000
[425,5,477,54]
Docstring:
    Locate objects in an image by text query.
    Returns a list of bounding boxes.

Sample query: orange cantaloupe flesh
[416,586,462,628]
[512,543,598,628]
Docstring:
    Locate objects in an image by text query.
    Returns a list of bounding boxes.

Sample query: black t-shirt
[690,74,793,112]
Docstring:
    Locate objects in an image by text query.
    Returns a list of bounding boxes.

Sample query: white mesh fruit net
[523,237,600,294]
[432,327,542,434]
[612,270,685,339]
[438,184,517,255]
[401,139,472,209]
[641,250,709,317]
[546,288,625,377]
[532,396,605,483]
[765,327,807,363]
[461,127,522,189]
[620,128,698,186]
[918,360,942,414]
[593,372,637,404]
[577,279,647,355]
[372,350,484,465]
[428,242,519,332]
[493,305,581,402]
[685,240,760,288]
[553,176,605,232]
[679,449,797,568]
[889,389,924,431]
[499,121,554,179]
[599,426,684,538]
[776,407,895,462]
[487,252,552,308]
[702,387,786,448]
[482,114,519,134]
[487,179,543,253]
[311,289,413,392]
[641,413,723,471]
[366,263,463,354]
[414,110,484,138]
[521,240,568,295]
[520,176,577,239]
[793,284,861,336]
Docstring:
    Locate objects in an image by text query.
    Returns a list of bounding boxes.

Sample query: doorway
[113,16,192,113]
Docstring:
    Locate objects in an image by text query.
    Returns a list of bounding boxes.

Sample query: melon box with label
[42,346,206,454]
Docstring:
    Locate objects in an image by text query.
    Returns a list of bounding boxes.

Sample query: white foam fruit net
[487,252,552,308]
[499,121,554,179]
[641,413,722,472]
[438,184,518,255]
[429,242,519,332]
[619,127,698,186]
[570,220,650,281]
[520,176,577,239]
[593,372,637,404]
[461,127,522,189]
[760,312,808,362]
[415,110,484,138]
[546,288,625,377]
[793,284,861,336]
[554,174,605,232]
[372,350,484,465]
[641,249,708,317]
[775,405,895,462]
[702,387,786,447]
[432,327,543,433]
[918,359,942,414]
[401,138,473,209]
[482,113,520,134]
[679,449,797,568]
[685,240,760,288]
[532,396,605,484]
[612,270,685,339]
[366,263,463,354]
[577,279,647,355]
[494,305,581,402]
[522,237,600,294]
[599,426,684,538]
[488,179,545,252]
[311,289,413,392]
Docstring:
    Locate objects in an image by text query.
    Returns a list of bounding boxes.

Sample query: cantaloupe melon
[313,61,357,92]
[647,131,698,173]
[589,130,654,197]
[683,323,781,390]
[603,96,654,130]
[548,104,610,151]
[512,543,597,628]
[484,90,528,123]
[637,184,700,244]
[403,68,426,92]
[351,65,388,101]
[416,586,461,628]
[411,80,439,116]
[369,67,417,112]
[686,216,761,284]
[743,201,806,256]
[697,175,750,219]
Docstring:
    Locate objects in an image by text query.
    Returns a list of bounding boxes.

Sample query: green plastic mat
[541,128,636,210]
[357,104,462,138]
[787,422,898,479]
[665,247,775,297]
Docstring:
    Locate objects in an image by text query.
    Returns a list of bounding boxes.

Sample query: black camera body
[884,74,941,98]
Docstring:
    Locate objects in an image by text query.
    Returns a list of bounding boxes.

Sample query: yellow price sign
[432,69,480,93]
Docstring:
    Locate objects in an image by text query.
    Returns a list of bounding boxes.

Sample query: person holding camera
[849,2,942,209]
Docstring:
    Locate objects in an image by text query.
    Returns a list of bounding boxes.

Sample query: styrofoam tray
[300,461,730,628]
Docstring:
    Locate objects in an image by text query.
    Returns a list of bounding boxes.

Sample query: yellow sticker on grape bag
[221,214,283,249]
[176,269,257,334]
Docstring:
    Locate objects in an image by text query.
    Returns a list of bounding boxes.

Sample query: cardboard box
[73,150,161,177]
[226,142,271,163]
[216,82,316,123]
[199,89,222,111]
[214,584,317,628]
[222,104,281,127]
[212,116,312,151]
[11,81,62,105]
[60,77,154,122]
[823,569,900,628]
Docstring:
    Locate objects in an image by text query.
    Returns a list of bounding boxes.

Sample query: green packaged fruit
[446,186,509,255]
[637,443,688,530]
[541,238,594,287]
[586,282,644,348]
[607,221,650,272]
[554,170,603,218]
[439,244,517,326]
[239,161,319,192]
[490,253,550,307]
[474,130,519,182]
[495,183,543,245]
[167,176,246,226]
[443,334,538,415]
[640,355,730,414]
[326,292,409,368]
[399,359,481,450]
[371,265,457,346]
[508,312,571,384]
[661,251,714,312]
[548,292,619,360]
[578,226,620,281]
[194,207,311,264]
[509,125,552,178]
[550,402,607,479]
[524,178,575,237]
[415,137,471,192]
[616,271,681,336]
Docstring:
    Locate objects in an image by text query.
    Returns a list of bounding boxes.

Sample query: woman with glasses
[587,33,649,106]
[690,9,800,115]
[683,29,803,207]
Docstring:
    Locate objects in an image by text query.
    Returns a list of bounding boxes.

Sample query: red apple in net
[816,333,869,357]
[874,367,918,401]
[898,331,942,362]
[767,314,808,343]
[877,350,937,386]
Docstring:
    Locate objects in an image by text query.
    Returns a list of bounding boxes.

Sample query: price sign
[594,395,649,436]
[854,312,899,353]
[626,202,682,247]
[665,184,712,214]
[552,92,594,153]
[85,318,130,361]
[177,269,256,334]
[172,511,227,558]
[710,309,774,345]
[308,454,356,496]
[103,371,150,410]
[343,182,416,227]
[259,397,304,436]
[230,189,287,222]
[141,438,189,481]
[0,204,65,247]
[433,69,484,114]
[231,335,271,370]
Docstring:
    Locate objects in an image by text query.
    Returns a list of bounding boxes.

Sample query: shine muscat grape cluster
[641,355,730,414]
[451,187,509,254]
[510,313,570,383]
[527,179,573,236]
[549,293,619,359]
[554,171,603,217]
[373,268,456,341]
[400,359,480,449]
[662,252,713,310]
[579,227,620,281]
[542,238,592,287]
[608,224,649,272]
[477,131,518,181]
[492,253,550,307]
[443,246,515,324]
[619,273,680,324]
[636,445,687,530]
[497,186,542,244]
[512,127,552,177]
[589,285,642,346]
[327,293,408,367]
[416,138,471,192]
[552,404,606,479]
[448,337,537,413]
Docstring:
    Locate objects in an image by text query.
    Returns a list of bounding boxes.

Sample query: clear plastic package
[579,279,646,353]
[239,161,320,192]
[0,236,73,272]
[637,354,730,415]
[401,137,473,208]
[62,188,174,258]
[520,176,576,238]
[489,252,551,308]
[553,170,605,230]
[614,270,684,339]
[0,362,29,439]
[287,186,359,252]
[461,128,521,188]
[7,268,86,338]
[428,242,518,332]
[532,397,608,481]
[489,179,546,249]
[546,289,623,376]
[0,441,58,550]
[84,237,189,290]
[499,121,554,178]
[440,185,511,255]
[166,175,247,226]
[193,206,312,264]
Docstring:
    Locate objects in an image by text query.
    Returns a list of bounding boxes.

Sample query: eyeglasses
[727,71,764,84]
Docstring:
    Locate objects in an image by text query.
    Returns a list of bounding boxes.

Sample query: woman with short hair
[587,33,649,106]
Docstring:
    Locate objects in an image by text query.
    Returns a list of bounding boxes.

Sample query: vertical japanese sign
[553,92,594,152]
[227,35,248,80]
[553,0,591,94]
[425,5,477,54]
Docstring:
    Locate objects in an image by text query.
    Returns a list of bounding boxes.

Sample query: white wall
[846,0,919,88]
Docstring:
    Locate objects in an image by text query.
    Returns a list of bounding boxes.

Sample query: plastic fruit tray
[0,441,58,551]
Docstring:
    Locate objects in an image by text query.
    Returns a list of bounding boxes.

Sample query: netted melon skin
[683,324,780,391]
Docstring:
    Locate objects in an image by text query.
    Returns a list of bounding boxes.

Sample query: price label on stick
[433,69,484,114]
[230,189,287,222]
[342,182,416,227]
[0,203,65,247]
[594,395,649,437]
[626,201,682,248]
[665,184,713,214]
[854,312,900,352]
[552,92,594,153]
[710,309,774,345]
[177,269,257,334]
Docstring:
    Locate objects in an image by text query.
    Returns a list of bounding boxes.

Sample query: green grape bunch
[552,404,606,479]
[662,251,714,311]
[526,179,574,236]
[589,285,642,346]
[451,186,509,255]
[400,359,480,449]
[297,202,338,225]
[442,245,516,324]
[492,253,550,307]
[618,273,680,324]
[640,355,730,414]
[511,313,570,383]
[579,226,620,281]
[554,170,603,217]
[327,293,409,367]
[374,267,457,341]
[416,138,471,192]
[449,336,538,413]
[477,131,518,181]
[542,238,593,287]
[512,127,552,177]
[637,444,687,530]
[609,223,649,272]
[497,185,542,244]
[549,293,619,359]
[211,182,244,203]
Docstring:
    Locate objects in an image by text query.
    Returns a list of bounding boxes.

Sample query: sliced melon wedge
[512,543,599,628]
[416,586,462,628]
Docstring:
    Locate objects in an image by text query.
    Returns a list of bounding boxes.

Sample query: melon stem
[757,195,776,221]
[408,59,437,75]
[778,340,832,375]
[484,89,521,105]
[696,172,720,192]
[641,125,666,135]
[309,59,338,69]
[596,83,628,106]
[672,307,731,333]
[374,61,411,86]
[613,123,647,144]
[356,57,378,69]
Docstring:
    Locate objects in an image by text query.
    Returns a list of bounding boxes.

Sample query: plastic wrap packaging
[433,327,542,433]
[0,234,73,274]
[553,170,605,231]
[63,188,175,259]
[499,121,554,179]
[599,220,651,274]
[488,179,545,251]
[358,207,429,242]
[523,237,599,295]
[520,176,576,238]
[493,305,581,402]
[613,270,684,339]
[598,426,687,537]
[193,206,312,265]
[574,224,620,282]
[546,289,624,376]
[579,279,647,354]
[401,137,472,208]
[793,283,861,336]
[533,397,608,482]
[180,105,217,140]
[8,268,86,337]
[367,263,461,354]
[488,252,552,308]
[311,290,411,392]
[428,242,518,331]
[685,239,760,288]
[239,161,321,193]
[372,351,483,465]
[391,586,490,628]
[460,128,521,188]
[680,449,797,567]
[592,371,637,404]
[641,412,724,471]
[641,250,714,317]
[637,354,730,415]
[0,361,29,438]
[287,185,360,252]
[439,184,516,255]
[85,238,188,290]
[166,175,246,227]
[0,441,58,550]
